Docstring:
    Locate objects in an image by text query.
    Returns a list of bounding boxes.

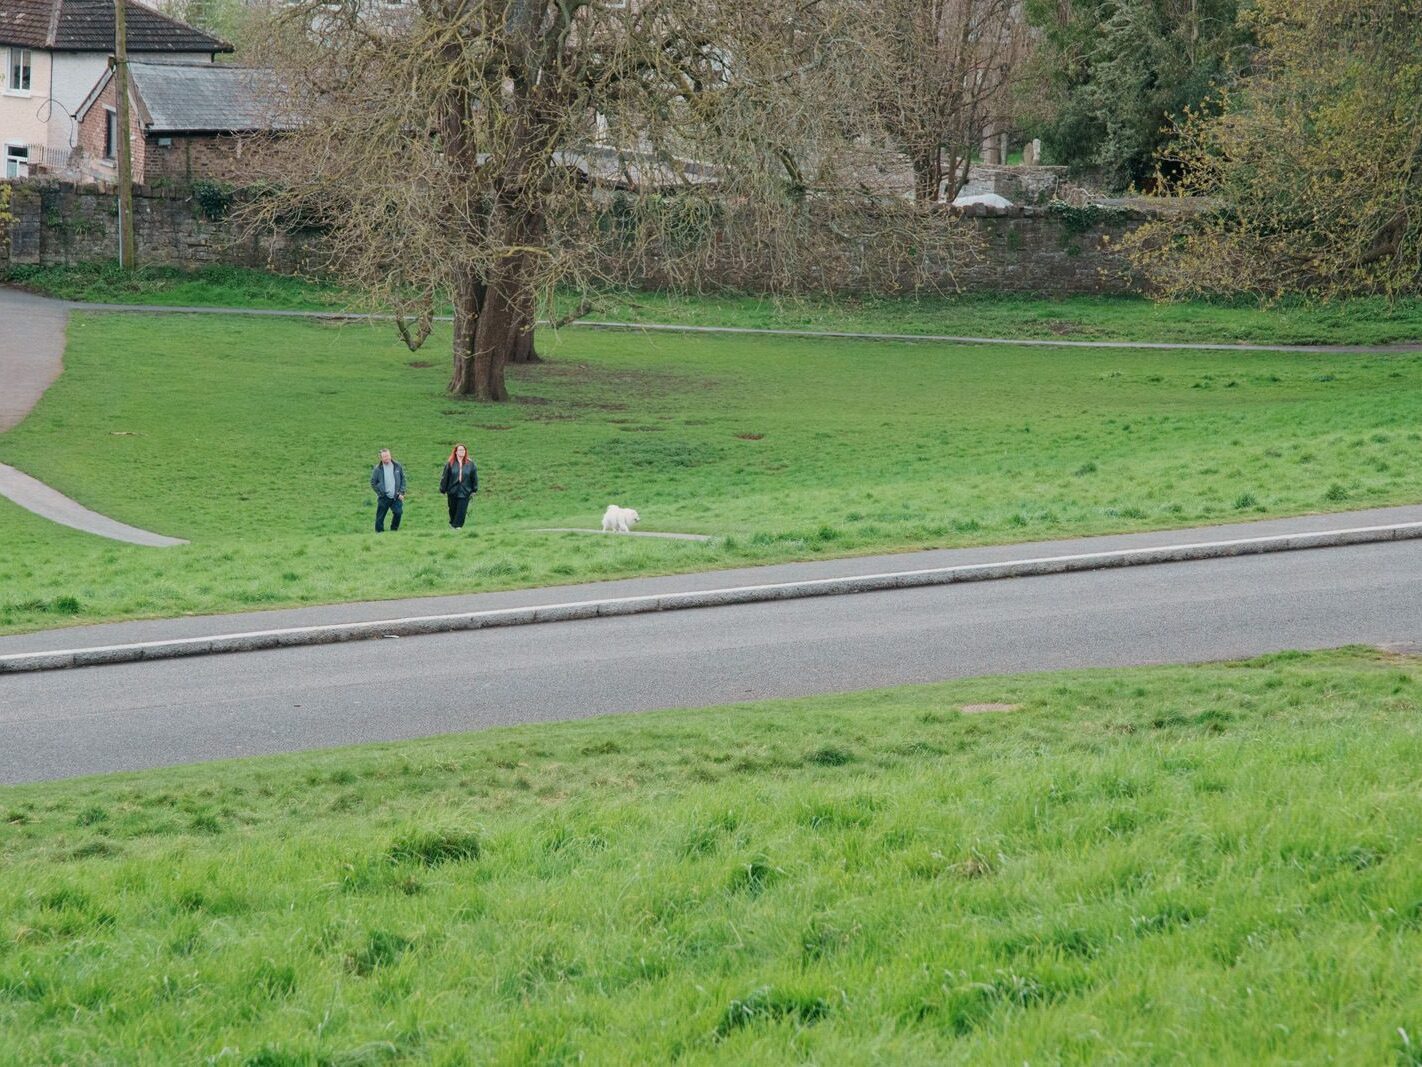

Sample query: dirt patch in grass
[960,703,1023,714]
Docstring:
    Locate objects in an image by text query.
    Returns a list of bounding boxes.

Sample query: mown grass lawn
[2,649,1422,1063]
[2,311,1422,634]
[6,264,355,311]
[10,262,1422,344]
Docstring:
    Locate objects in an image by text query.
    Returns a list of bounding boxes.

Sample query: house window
[6,48,31,93]
[4,144,27,179]
[103,108,118,161]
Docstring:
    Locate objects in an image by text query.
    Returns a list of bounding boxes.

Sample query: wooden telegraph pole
[113,0,136,268]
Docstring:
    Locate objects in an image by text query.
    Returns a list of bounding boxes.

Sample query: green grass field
[3,649,1422,1063]
[10,263,1422,344]
[2,310,1421,635]
[6,264,354,311]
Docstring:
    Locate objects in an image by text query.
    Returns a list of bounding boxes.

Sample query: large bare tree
[871,0,1027,202]
[248,0,975,400]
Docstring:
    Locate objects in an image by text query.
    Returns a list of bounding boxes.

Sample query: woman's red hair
[447,443,469,466]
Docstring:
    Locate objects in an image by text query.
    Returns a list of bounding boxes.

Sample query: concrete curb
[4,520,1421,674]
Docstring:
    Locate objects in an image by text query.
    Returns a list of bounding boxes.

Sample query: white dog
[601,505,640,533]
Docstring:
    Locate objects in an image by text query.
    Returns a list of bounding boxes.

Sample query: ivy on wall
[191,179,235,221]
[0,184,12,243]
[1045,201,1134,236]
[1044,200,1136,255]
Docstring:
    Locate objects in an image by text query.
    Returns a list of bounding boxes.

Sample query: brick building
[0,0,228,178]
[72,60,289,186]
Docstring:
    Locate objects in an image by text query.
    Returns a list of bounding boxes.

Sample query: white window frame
[6,47,32,96]
[103,107,118,164]
[4,143,28,179]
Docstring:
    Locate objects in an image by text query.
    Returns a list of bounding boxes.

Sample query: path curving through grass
[3,297,1422,633]
[0,288,187,547]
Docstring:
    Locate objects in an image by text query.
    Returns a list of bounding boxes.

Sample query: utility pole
[113,0,136,269]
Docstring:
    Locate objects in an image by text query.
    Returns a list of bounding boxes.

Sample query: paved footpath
[0,288,187,545]
[0,287,66,433]
[4,522,1422,783]
[0,464,186,546]
[55,297,1422,354]
[7,282,1416,547]
[4,502,1421,657]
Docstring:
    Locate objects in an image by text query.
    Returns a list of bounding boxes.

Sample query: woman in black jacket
[439,443,478,529]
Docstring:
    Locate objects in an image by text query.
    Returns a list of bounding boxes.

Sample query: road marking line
[4,520,1420,673]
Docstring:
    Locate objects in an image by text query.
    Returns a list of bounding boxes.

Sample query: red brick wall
[73,77,146,186]
[74,75,255,186]
[144,134,253,185]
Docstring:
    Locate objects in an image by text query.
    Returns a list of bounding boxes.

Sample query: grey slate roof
[130,62,290,133]
[80,61,293,134]
[0,0,231,52]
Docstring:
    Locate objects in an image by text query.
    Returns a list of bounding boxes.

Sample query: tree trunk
[509,327,540,364]
[507,281,540,364]
[440,75,546,397]
[911,147,944,203]
[506,207,545,364]
[446,246,542,399]
[448,267,485,395]
[468,271,521,402]
[941,149,973,203]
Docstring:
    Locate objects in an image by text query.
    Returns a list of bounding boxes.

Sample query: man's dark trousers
[376,497,403,532]
[447,495,470,528]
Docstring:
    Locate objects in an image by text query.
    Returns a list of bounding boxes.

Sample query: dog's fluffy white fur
[602,505,640,533]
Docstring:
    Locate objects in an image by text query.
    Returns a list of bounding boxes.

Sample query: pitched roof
[0,0,231,53]
[78,61,293,133]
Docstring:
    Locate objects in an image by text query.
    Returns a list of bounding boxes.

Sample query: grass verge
[5,264,353,311]
[3,648,1422,1062]
[2,311,1422,634]
[9,263,1422,344]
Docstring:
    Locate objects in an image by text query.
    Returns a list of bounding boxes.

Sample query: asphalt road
[2,538,1419,784]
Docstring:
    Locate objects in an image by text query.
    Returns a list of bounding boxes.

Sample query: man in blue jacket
[370,448,406,532]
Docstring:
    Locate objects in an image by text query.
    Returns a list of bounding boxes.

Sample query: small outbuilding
[72,60,290,186]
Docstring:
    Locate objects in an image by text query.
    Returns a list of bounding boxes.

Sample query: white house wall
[0,47,54,164]
[47,51,215,160]
[45,52,107,158]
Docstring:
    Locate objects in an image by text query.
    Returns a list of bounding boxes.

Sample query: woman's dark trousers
[447,494,470,528]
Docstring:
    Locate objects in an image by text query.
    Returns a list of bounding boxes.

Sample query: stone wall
[957,164,1067,206]
[3,179,1152,295]
[948,202,1142,294]
[2,179,320,272]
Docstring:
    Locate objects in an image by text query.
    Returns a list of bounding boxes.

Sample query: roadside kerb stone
[3,519,1420,675]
